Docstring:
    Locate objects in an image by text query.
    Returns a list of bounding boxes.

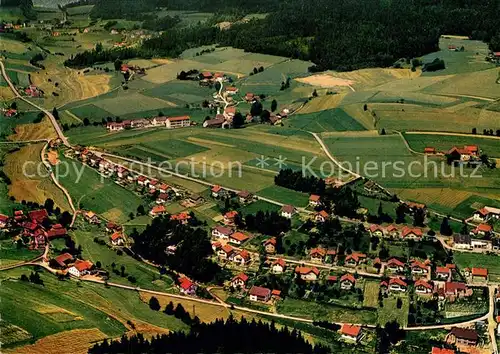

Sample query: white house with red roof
[212,225,234,240]
[315,210,329,223]
[211,185,224,198]
[229,231,251,245]
[170,212,191,225]
[295,266,320,281]
[248,286,271,302]
[386,224,400,237]
[387,258,405,273]
[435,266,452,281]
[472,206,500,222]
[150,205,166,217]
[340,273,356,290]
[280,205,296,219]
[339,324,362,342]
[310,247,327,262]
[217,244,235,260]
[271,258,286,274]
[415,279,433,295]
[309,194,321,207]
[231,273,249,288]
[411,260,430,275]
[224,210,238,225]
[226,86,239,95]
[0,214,9,228]
[401,226,423,240]
[166,116,191,129]
[137,175,150,186]
[389,277,407,292]
[263,237,277,254]
[68,260,93,277]
[156,193,169,204]
[110,232,124,246]
[345,253,366,267]
[470,223,493,237]
[471,267,488,282]
[178,277,197,295]
[369,224,384,237]
[233,249,251,266]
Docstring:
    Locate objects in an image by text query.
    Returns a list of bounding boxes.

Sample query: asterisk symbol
[256,155,270,168]
[274,155,287,169]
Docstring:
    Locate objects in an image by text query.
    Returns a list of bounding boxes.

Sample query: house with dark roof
[263,238,277,254]
[453,234,472,250]
[447,327,478,346]
[212,225,234,240]
[280,205,296,219]
[248,286,271,302]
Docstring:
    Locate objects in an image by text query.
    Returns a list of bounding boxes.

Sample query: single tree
[271,99,278,112]
[149,296,161,311]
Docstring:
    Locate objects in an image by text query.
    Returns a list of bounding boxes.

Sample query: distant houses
[106,116,191,132]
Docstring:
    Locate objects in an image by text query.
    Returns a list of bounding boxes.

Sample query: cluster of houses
[51,252,95,277]
[106,115,191,132]
[24,85,42,98]
[472,206,500,223]
[199,71,229,86]
[2,108,18,117]
[119,64,146,76]
[0,209,67,249]
[368,224,425,240]
[424,144,480,163]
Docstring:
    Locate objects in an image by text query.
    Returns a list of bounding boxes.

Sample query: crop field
[142,80,211,105]
[0,6,23,21]
[288,108,368,132]
[90,93,175,116]
[396,188,473,211]
[367,91,459,107]
[403,133,500,157]
[56,156,143,222]
[142,59,206,84]
[362,281,380,308]
[9,116,57,141]
[256,185,309,207]
[4,144,71,211]
[298,93,347,114]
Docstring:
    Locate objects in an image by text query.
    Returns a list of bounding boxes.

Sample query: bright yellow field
[4,144,71,210]
[326,68,420,89]
[0,86,16,100]
[5,328,108,354]
[9,117,57,141]
[298,93,347,114]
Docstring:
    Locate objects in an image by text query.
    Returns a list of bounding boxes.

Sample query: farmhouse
[229,231,251,245]
[388,277,407,292]
[435,266,451,281]
[212,225,234,240]
[263,237,277,254]
[387,258,405,273]
[310,247,327,262]
[309,194,321,207]
[447,327,478,346]
[415,279,433,295]
[431,348,455,354]
[224,211,238,225]
[410,260,430,275]
[271,258,286,274]
[340,324,362,343]
[203,117,225,128]
[53,253,74,268]
[315,210,329,223]
[424,147,436,154]
[472,206,500,222]
[232,273,249,288]
[150,205,166,217]
[401,226,423,240]
[237,190,253,203]
[471,267,488,282]
[226,86,239,95]
[178,277,197,295]
[68,260,93,277]
[340,273,356,290]
[345,253,367,267]
[29,209,48,224]
[443,282,471,301]
[295,266,320,281]
[233,250,251,266]
[106,122,125,131]
[453,234,472,249]
[137,175,150,187]
[110,232,124,246]
[166,116,191,129]
[369,224,384,237]
[217,244,235,259]
[211,185,226,198]
[156,193,169,204]
[470,223,492,237]
[447,145,479,162]
[171,212,191,225]
[280,205,296,219]
[248,286,271,302]
[46,224,68,239]
[386,225,400,237]
[0,214,9,228]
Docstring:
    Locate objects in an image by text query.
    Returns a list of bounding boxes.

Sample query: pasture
[56,156,143,222]
[256,185,309,207]
[142,80,211,106]
[362,281,380,308]
[288,108,368,132]
[377,296,409,327]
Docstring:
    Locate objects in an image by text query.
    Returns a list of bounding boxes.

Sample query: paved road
[0,60,69,147]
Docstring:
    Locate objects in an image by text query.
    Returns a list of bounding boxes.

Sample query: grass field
[256,185,309,207]
[56,156,143,222]
[377,296,409,327]
[142,80,212,106]
[454,252,500,282]
[4,144,71,211]
[288,108,367,132]
[0,239,43,267]
[362,281,380,308]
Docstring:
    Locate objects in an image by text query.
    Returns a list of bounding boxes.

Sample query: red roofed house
[315,210,329,223]
[369,224,384,237]
[473,206,500,222]
[166,116,191,129]
[0,214,9,228]
[156,193,169,204]
[309,194,321,207]
[447,145,479,162]
[263,237,277,254]
[401,226,423,240]
[340,273,356,290]
[171,212,191,225]
[436,266,451,281]
[231,273,249,289]
[110,232,124,246]
[471,267,488,281]
[201,72,212,79]
[340,324,362,343]
[223,106,236,119]
[310,247,327,262]
[233,249,251,266]
[280,205,296,219]
[470,223,493,237]
[389,277,407,292]
[137,175,150,187]
[150,205,166,217]
[226,86,239,95]
[68,260,93,277]
[424,147,436,154]
[237,190,253,204]
[447,327,478,346]
[248,286,271,302]
[29,209,48,224]
[178,277,197,295]
[229,231,251,245]
[224,211,238,225]
[46,225,68,239]
[212,225,234,240]
[411,260,430,275]
[295,266,320,281]
[53,253,74,268]
[211,185,224,198]
[245,92,255,102]
[217,244,235,260]
[158,183,169,194]
[345,253,367,267]
[443,282,471,301]
[387,258,405,273]
[386,224,400,238]
[431,348,455,354]
[415,279,433,295]
[272,258,286,274]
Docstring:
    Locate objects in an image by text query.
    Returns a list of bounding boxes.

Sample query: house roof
[226,86,238,91]
[389,277,407,287]
[73,259,93,272]
[158,193,169,200]
[249,285,271,298]
[453,233,471,244]
[386,224,398,232]
[309,194,320,202]
[369,224,384,233]
[29,209,48,223]
[450,327,478,341]
[436,266,451,274]
[431,348,455,354]
[179,277,195,290]
[263,237,277,246]
[271,289,281,296]
[233,273,249,282]
[171,212,191,221]
[46,227,67,238]
[415,279,433,290]
[221,244,234,254]
[0,214,9,222]
[214,225,233,236]
[327,275,338,282]
[211,185,222,192]
[54,252,73,266]
[317,210,329,218]
[340,273,356,283]
[471,267,488,277]
[201,71,212,77]
[475,223,492,233]
[310,247,327,257]
[224,106,236,114]
[237,249,251,260]
[151,205,166,214]
[231,231,250,242]
[445,282,467,294]
[273,258,286,267]
[224,210,238,219]
[168,116,190,122]
[111,232,122,241]
[340,324,361,337]
[411,260,428,269]
[424,147,436,152]
[345,252,366,263]
[237,190,252,198]
[295,266,320,276]
[159,183,169,190]
[401,226,423,238]
[388,258,405,267]
[281,205,296,214]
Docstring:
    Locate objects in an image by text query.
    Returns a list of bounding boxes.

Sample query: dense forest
[89,317,330,354]
[129,215,221,282]
[74,0,500,71]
